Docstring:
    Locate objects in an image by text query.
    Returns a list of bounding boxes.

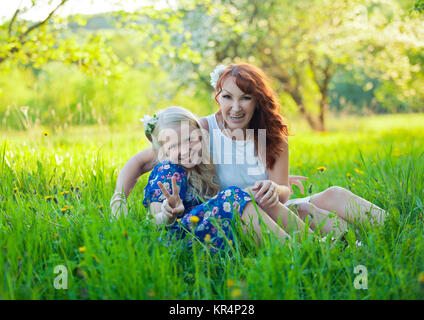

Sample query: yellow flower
[78,246,86,253]
[317,166,327,172]
[45,196,52,200]
[354,168,364,175]
[98,205,103,209]
[419,273,424,283]
[123,230,128,237]
[226,279,234,287]
[346,173,352,179]
[13,187,18,193]
[177,218,181,223]
[190,216,200,224]
[147,290,155,297]
[230,288,242,298]
[204,234,211,242]
[42,131,49,136]
[295,163,302,168]
[60,207,67,213]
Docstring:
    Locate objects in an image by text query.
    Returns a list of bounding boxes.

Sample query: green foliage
[1,114,424,299]
[0,0,423,131]
[415,0,424,12]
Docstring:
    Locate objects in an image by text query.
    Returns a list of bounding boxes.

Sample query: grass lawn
[1,113,423,299]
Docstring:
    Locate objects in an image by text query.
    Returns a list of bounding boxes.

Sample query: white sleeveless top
[206,114,268,189]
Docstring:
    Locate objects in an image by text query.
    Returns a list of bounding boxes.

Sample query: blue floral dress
[143,161,252,252]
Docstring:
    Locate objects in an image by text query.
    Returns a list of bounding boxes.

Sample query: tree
[132,0,424,131]
[415,0,424,13]
[0,0,119,75]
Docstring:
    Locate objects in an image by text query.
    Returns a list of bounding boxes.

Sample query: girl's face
[159,124,203,169]
[217,76,256,131]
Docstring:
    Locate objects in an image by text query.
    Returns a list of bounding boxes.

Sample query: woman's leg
[240,202,290,245]
[290,202,348,237]
[309,186,387,226]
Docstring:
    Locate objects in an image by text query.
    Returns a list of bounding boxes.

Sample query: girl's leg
[309,186,387,226]
[241,202,290,245]
[243,187,313,240]
[291,202,348,237]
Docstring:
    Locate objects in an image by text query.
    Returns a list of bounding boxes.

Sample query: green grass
[1,113,424,299]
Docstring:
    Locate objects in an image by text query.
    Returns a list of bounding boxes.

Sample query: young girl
[141,106,296,252]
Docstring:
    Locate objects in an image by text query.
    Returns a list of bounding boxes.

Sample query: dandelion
[42,131,49,137]
[346,173,352,179]
[317,166,327,172]
[78,246,86,253]
[177,218,181,223]
[204,234,211,242]
[13,187,18,193]
[226,279,234,287]
[190,216,200,225]
[123,230,128,237]
[419,273,424,284]
[230,288,242,298]
[147,290,155,298]
[45,196,52,201]
[354,168,364,175]
[98,205,103,210]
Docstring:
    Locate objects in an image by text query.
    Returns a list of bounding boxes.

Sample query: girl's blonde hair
[149,106,220,200]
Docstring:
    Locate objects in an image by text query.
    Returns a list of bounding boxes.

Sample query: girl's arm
[110,147,158,218]
[148,202,176,226]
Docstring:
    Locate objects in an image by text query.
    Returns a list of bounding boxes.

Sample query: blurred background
[0,0,423,132]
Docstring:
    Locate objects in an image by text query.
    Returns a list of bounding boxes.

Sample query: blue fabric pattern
[143,161,252,252]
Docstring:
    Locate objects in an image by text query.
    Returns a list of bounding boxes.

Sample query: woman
[111,63,386,235]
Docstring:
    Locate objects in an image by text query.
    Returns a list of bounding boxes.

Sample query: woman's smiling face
[217,76,256,131]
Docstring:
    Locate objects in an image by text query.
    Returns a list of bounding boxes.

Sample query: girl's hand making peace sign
[157,177,185,222]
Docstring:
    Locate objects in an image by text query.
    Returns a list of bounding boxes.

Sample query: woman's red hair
[215,63,289,170]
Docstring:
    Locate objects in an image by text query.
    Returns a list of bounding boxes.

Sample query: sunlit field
[1,113,423,299]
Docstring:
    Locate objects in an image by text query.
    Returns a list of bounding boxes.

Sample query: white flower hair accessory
[140,113,159,136]
[210,64,227,89]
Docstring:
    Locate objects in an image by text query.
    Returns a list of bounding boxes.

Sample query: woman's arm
[268,140,291,204]
[110,147,158,218]
[253,139,291,206]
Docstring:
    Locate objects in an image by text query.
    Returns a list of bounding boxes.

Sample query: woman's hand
[157,177,185,221]
[288,175,308,195]
[251,180,279,208]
